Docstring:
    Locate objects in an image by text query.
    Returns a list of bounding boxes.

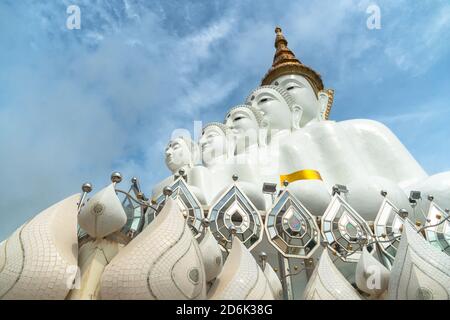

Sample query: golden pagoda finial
[262,27,324,95]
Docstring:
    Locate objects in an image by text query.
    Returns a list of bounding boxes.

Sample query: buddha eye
[259,96,273,105]
[286,83,303,91]
[234,116,244,121]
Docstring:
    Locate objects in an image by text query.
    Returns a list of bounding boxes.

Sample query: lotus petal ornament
[208,237,274,300]
[425,202,450,255]
[265,190,320,258]
[100,198,206,300]
[321,194,375,262]
[355,247,390,297]
[303,249,362,300]
[263,262,283,300]
[154,178,204,237]
[374,198,404,264]
[78,184,127,239]
[208,184,263,251]
[0,194,79,299]
[199,228,223,282]
[388,221,450,300]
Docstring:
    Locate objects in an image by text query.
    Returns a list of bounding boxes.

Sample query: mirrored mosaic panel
[265,190,320,258]
[153,178,204,237]
[321,194,375,262]
[374,198,404,262]
[208,185,263,251]
[120,189,145,235]
[425,202,450,255]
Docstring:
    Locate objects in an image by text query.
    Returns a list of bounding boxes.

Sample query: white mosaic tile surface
[199,228,223,282]
[100,198,206,300]
[388,221,450,300]
[78,184,127,239]
[0,194,79,300]
[303,250,362,300]
[208,237,274,300]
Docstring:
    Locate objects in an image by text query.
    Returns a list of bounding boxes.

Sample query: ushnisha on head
[245,85,302,132]
[261,27,333,127]
[199,122,232,167]
[165,136,199,174]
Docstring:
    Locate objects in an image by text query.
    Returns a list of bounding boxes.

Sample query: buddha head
[245,85,299,133]
[272,74,323,127]
[199,122,232,167]
[165,136,199,174]
[261,27,332,127]
[224,105,263,152]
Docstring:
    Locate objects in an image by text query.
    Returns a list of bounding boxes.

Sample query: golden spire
[261,27,324,94]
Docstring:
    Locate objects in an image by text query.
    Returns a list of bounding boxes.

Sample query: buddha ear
[291,105,303,130]
[318,89,334,120]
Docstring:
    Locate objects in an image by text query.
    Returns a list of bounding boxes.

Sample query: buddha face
[225,107,259,136]
[165,138,192,174]
[273,74,320,127]
[225,107,260,153]
[199,126,228,166]
[247,88,292,132]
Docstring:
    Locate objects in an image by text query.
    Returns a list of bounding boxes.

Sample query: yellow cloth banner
[279,169,322,185]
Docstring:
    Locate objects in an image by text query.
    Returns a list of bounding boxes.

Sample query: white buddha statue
[258,27,414,219]
[165,136,200,175]
[260,27,331,128]
[151,136,206,204]
[244,83,331,216]
[245,85,298,143]
[199,122,266,210]
[224,104,264,154]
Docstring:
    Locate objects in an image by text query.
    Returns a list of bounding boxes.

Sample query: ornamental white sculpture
[2,25,450,301]
[388,221,450,300]
[207,237,274,300]
[0,194,79,300]
[100,198,207,300]
[199,224,224,283]
[303,249,362,300]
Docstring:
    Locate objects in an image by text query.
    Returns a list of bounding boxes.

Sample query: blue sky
[1,0,449,240]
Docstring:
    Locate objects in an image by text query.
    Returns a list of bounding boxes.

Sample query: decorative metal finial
[136,192,144,200]
[380,190,387,197]
[399,209,408,219]
[131,177,138,184]
[232,174,239,182]
[178,168,186,177]
[427,195,434,201]
[259,251,267,261]
[78,182,93,211]
[163,186,173,197]
[111,172,122,184]
[283,180,289,187]
[81,182,93,193]
[259,252,267,271]
[201,218,210,228]
[445,208,450,214]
